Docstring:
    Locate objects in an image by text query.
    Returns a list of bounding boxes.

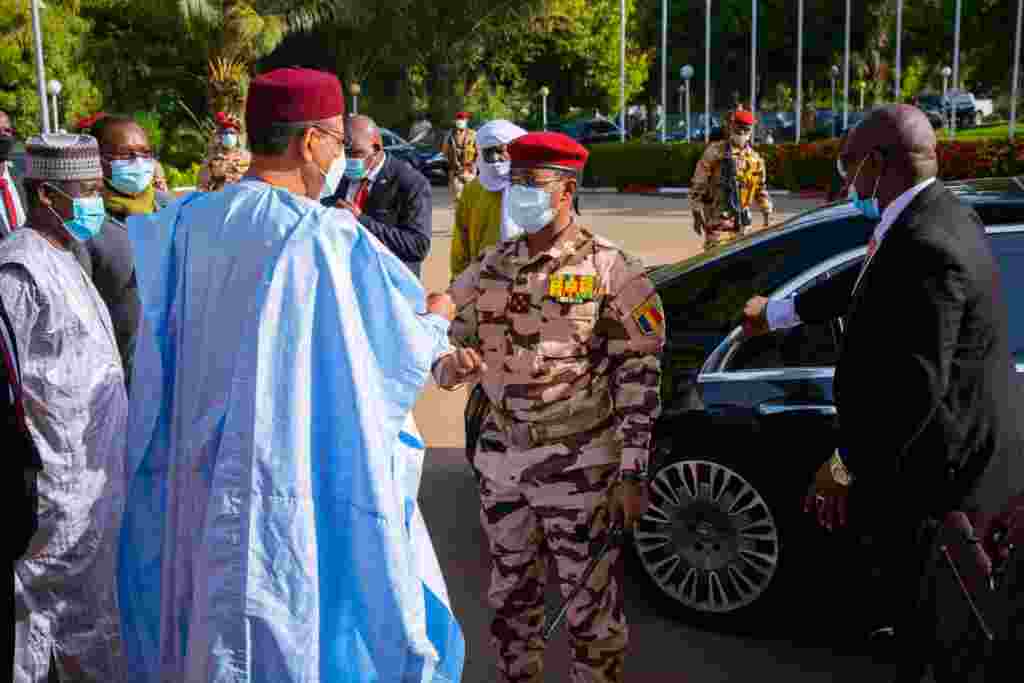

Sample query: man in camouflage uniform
[441,111,477,202]
[433,132,665,683]
[197,111,251,192]
[690,106,773,249]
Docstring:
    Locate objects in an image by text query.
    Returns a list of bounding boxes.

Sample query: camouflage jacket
[433,225,665,478]
[442,129,477,177]
[197,140,251,192]
[691,140,772,224]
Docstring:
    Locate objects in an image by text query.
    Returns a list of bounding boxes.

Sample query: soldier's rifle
[542,523,624,642]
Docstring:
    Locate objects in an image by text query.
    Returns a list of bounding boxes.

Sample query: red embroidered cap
[732,106,756,126]
[455,111,471,120]
[509,132,590,173]
[245,68,345,134]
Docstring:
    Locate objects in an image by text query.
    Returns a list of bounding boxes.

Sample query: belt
[489,391,614,451]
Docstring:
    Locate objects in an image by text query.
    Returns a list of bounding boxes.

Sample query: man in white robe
[3,134,128,682]
[118,67,465,683]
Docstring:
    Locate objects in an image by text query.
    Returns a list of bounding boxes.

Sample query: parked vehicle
[945,90,982,128]
[557,118,628,145]
[912,94,947,129]
[632,177,1024,626]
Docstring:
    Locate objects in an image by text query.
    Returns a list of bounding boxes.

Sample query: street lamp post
[540,86,550,131]
[705,0,711,144]
[349,83,361,116]
[1012,0,1023,141]
[952,0,961,137]
[843,0,850,131]
[47,79,62,133]
[796,0,803,143]
[751,0,758,120]
[30,0,50,134]
[831,65,839,138]
[682,65,694,143]
[895,0,903,102]
[660,0,667,143]
[942,66,952,135]
[620,0,626,143]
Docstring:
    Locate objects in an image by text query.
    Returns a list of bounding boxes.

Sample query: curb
[581,186,793,196]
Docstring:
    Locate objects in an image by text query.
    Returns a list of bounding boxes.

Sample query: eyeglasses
[509,174,567,190]
[482,146,510,163]
[102,150,154,162]
[837,147,888,181]
[314,125,346,147]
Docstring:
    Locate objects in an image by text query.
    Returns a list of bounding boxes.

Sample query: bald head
[348,115,381,148]
[346,115,383,171]
[843,105,937,180]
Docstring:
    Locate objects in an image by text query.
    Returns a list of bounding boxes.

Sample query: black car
[558,118,627,145]
[634,177,1024,625]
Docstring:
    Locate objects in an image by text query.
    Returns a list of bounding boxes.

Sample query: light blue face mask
[46,184,106,242]
[221,132,239,149]
[507,184,557,234]
[109,158,155,195]
[344,158,367,181]
[847,156,883,221]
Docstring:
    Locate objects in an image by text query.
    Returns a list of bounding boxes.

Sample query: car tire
[632,456,796,632]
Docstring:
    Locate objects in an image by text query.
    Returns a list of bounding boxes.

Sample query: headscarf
[475,120,528,240]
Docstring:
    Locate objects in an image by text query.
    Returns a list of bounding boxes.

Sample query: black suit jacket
[795,181,1024,521]
[322,155,432,278]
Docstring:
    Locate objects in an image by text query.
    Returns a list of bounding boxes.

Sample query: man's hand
[611,480,649,528]
[335,199,362,217]
[426,292,456,321]
[741,296,772,337]
[453,347,487,382]
[802,453,853,532]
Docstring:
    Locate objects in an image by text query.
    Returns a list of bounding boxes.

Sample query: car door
[696,248,865,484]
[986,225,1024,373]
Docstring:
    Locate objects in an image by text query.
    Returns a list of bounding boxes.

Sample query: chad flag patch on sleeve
[631,295,665,336]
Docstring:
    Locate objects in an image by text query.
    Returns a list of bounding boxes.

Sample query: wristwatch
[620,469,647,484]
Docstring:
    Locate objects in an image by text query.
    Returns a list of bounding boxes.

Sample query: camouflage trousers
[476,426,627,683]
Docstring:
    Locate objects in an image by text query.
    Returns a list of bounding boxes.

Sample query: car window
[724,259,860,372]
[973,204,1024,226]
[988,231,1024,360]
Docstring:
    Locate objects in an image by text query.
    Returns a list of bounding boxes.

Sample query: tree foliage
[0,0,101,135]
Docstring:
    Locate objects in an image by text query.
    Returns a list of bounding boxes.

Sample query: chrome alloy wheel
[634,460,781,613]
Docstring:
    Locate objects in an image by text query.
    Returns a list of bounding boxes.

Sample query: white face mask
[455,120,468,130]
[319,148,347,200]
[731,132,751,148]
[506,184,557,234]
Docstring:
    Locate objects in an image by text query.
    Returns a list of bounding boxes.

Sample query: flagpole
[30,0,51,134]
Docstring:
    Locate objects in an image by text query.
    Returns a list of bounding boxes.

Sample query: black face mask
[0,135,15,162]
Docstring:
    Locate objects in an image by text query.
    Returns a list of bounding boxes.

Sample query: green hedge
[582,138,1024,191]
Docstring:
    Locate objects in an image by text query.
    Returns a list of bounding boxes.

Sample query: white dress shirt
[344,153,388,203]
[0,161,26,236]
[766,177,937,330]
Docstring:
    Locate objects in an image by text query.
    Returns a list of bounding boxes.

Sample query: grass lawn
[937,122,1015,140]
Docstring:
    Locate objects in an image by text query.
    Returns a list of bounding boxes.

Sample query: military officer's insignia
[509,292,531,314]
[631,295,665,336]
[548,274,596,304]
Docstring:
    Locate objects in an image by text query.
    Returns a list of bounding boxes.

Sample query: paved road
[414,188,889,682]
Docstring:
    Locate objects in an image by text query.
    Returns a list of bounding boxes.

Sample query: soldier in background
[441,111,477,202]
[197,111,250,192]
[433,132,664,683]
[690,106,773,249]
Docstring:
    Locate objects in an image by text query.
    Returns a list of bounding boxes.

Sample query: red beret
[246,68,345,133]
[733,109,756,125]
[455,111,471,120]
[510,132,589,173]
